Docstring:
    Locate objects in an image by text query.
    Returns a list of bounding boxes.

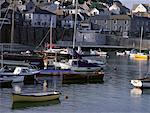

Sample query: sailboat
[131,58,150,88]
[133,26,149,60]
[44,17,64,53]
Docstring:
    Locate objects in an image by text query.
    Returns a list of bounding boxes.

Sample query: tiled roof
[25,6,55,15]
[110,15,131,20]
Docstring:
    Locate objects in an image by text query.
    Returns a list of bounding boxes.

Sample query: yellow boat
[134,53,149,60]
[12,91,60,102]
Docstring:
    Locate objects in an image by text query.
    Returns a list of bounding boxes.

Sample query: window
[124,20,128,24]
[125,26,128,31]
[29,14,31,18]
[114,20,117,24]
[38,22,40,25]
[114,26,117,30]
[105,20,107,24]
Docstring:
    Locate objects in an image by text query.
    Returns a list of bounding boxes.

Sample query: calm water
[1,55,150,113]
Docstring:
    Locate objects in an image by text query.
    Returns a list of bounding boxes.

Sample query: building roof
[63,14,83,21]
[90,14,110,20]
[24,6,55,15]
[110,15,131,20]
[132,4,150,11]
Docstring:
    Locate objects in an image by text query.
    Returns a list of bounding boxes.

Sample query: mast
[10,0,15,52]
[1,44,3,68]
[72,0,78,49]
[50,16,53,50]
[139,26,143,53]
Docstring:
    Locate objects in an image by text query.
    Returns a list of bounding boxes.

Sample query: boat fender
[43,80,48,92]
[14,85,21,94]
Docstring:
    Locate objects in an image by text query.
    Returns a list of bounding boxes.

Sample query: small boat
[0,66,40,83]
[134,53,149,60]
[12,91,61,102]
[116,52,125,56]
[131,77,150,88]
[90,49,107,56]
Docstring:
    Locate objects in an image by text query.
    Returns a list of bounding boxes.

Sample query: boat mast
[10,0,15,52]
[139,26,143,53]
[1,44,3,68]
[72,0,78,49]
[50,17,53,50]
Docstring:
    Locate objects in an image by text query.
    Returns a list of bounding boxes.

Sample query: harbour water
[1,55,150,113]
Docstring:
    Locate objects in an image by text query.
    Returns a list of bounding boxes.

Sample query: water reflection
[130,88,142,97]
[12,99,60,110]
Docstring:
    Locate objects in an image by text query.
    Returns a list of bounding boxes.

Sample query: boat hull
[12,92,60,102]
[134,54,149,60]
[131,78,150,88]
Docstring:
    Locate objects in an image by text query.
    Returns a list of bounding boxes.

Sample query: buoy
[65,96,68,99]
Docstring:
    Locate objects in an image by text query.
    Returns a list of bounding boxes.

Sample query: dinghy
[12,91,60,102]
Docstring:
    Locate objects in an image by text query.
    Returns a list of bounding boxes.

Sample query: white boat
[116,52,125,56]
[85,59,105,68]
[12,91,60,102]
[54,59,102,72]
[90,49,107,56]
[131,77,150,88]
[0,66,40,83]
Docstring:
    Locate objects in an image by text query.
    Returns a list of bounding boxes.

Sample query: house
[130,16,150,36]
[109,1,130,15]
[23,6,56,28]
[110,15,131,37]
[132,4,150,18]
[90,8,99,16]
[17,0,36,12]
[61,13,83,28]
[109,2,121,14]
[89,14,111,31]
[132,4,150,13]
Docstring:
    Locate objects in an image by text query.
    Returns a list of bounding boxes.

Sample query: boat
[12,91,61,102]
[116,51,125,56]
[134,53,149,60]
[90,49,107,56]
[12,99,60,109]
[132,26,149,60]
[131,77,150,88]
[0,66,40,83]
[53,57,102,72]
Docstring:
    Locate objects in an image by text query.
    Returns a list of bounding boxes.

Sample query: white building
[109,4,120,15]
[90,8,99,16]
[132,4,150,13]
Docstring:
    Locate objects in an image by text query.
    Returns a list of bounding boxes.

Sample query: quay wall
[1,25,150,50]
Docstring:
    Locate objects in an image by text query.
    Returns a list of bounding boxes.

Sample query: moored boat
[134,53,149,60]
[0,66,40,83]
[131,77,150,88]
[12,91,61,102]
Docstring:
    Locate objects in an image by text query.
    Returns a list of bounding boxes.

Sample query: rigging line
[34,28,50,50]
[0,4,12,29]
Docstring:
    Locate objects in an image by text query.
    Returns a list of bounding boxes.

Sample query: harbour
[0,0,150,112]
[1,55,150,112]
